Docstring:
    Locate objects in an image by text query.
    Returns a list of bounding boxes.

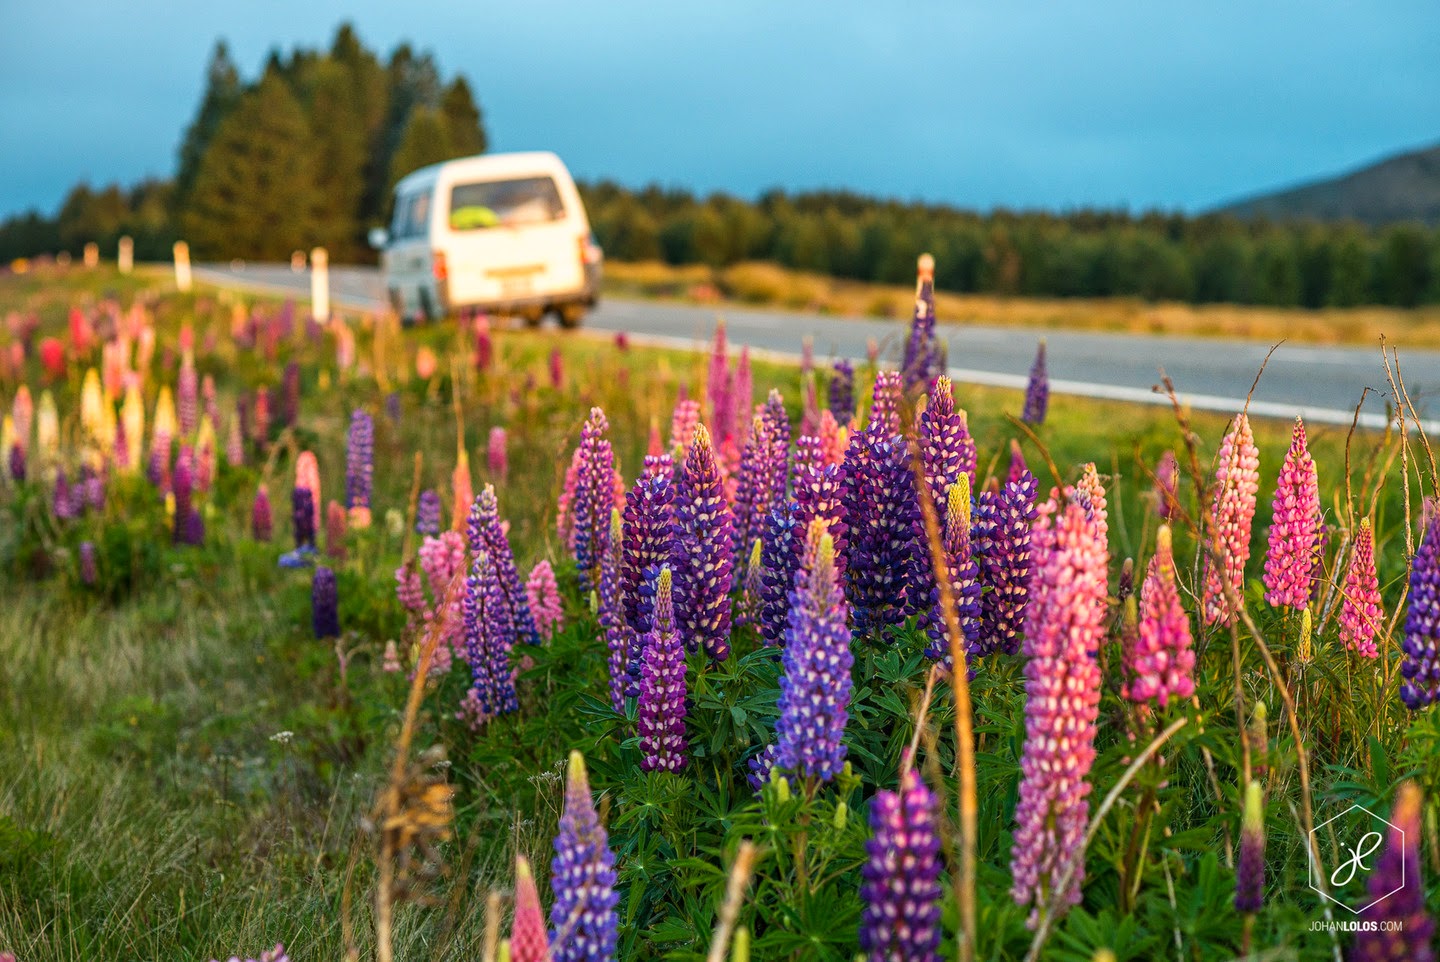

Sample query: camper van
[370,152,603,326]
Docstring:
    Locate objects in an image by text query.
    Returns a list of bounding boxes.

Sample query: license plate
[500,276,533,297]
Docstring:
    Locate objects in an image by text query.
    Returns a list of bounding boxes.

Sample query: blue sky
[2,0,1437,218]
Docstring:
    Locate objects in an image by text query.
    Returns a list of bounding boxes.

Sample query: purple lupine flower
[1154,450,1179,520]
[1010,495,1108,928]
[488,426,509,481]
[526,560,563,641]
[917,375,976,509]
[900,254,943,396]
[776,522,852,781]
[463,548,519,717]
[621,458,680,692]
[173,449,200,546]
[1263,417,1320,610]
[762,389,790,490]
[637,567,687,771]
[1125,525,1196,708]
[793,458,848,578]
[549,752,619,962]
[746,742,780,793]
[598,509,628,711]
[922,478,982,666]
[795,433,823,475]
[758,501,801,646]
[312,566,339,638]
[384,391,401,425]
[468,485,540,645]
[79,541,98,586]
[841,427,925,634]
[573,408,616,591]
[8,442,24,483]
[675,425,735,660]
[53,469,74,520]
[292,487,316,549]
[1203,414,1260,627]
[1021,341,1048,425]
[737,536,764,628]
[732,414,776,557]
[1340,519,1383,658]
[1006,440,1028,486]
[281,361,300,428]
[1234,779,1265,914]
[416,489,442,537]
[1402,509,1440,710]
[1353,782,1434,962]
[868,371,902,437]
[178,353,199,437]
[344,409,373,522]
[829,359,855,424]
[859,765,943,962]
[253,484,273,542]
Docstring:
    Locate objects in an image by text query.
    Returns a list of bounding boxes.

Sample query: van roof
[393,151,571,194]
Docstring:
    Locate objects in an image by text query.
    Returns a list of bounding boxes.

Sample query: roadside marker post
[310,247,330,324]
[117,236,133,274]
[83,242,99,269]
[173,241,192,292]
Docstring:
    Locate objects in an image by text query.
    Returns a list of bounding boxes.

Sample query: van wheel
[418,288,437,323]
[558,304,585,329]
[523,310,543,329]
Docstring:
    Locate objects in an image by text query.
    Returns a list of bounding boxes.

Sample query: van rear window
[449,177,565,230]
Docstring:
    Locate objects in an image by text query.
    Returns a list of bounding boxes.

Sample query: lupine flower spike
[1339,519,1382,658]
[1203,414,1260,627]
[621,457,680,692]
[345,409,373,528]
[463,548,519,718]
[1352,782,1434,962]
[859,761,942,962]
[637,567,687,771]
[312,566,339,638]
[468,486,540,645]
[1401,508,1440,710]
[573,408,616,591]
[900,253,943,396]
[489,426,509,481]
[1021,340,1048,425]
[676,424,736,660]
[526,560,564,641]
[1262,417,1319,610]
[1125,525,1196,708]
[512,855,552,962]
[598,509,628,710]
[549,752,619,962]
[917,375,976,508]
[922,478,981,665]
[829,359,855,423]
[1234,780,1265,917]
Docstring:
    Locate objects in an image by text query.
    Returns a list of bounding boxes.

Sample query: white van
[370,151,603,326]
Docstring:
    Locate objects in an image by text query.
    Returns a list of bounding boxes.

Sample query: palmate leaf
[1050,905,1162,962]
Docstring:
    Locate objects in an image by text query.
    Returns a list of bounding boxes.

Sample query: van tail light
[432,251,448,282]
[578,235,601,266]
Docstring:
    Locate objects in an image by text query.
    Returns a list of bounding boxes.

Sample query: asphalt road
[193,262,1440,432]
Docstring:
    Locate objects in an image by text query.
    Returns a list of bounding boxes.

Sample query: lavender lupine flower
[1021,341,1048,425]
[637,567,687,771]
[675,425,735,660]
[344,409,373,527]
[621,458,680,691]
[1234,780,1265,914]
[1125,526,1196,707]
[292,487,316,549]
[79,541,98,586]
[859,765,943,962]
[468,485,540,645]
[549,752,619,962]
[841,428,925,633]
[1340,519,1383,658]
[1401,510,1440,710]
[829,359,855,423]
[900,254,943,396]
[416,489,442,537]
[1262,418,1320,610]
[526,561,563,641]
[758,501,801,646]
[312,566,339,638]
[488,426,509,481]
[253,484,273,541]
[598,509,628,710]
[917,375,976,509]
[1353,782,1435,962]
[1153,450,1179,520]
[463,548,519,717]
[922,478,982,665]
[281,361,300,428]
[776,523,853,781]
[53,469,74,520]
[512,856,552,962]
[732,414,776,556]
[573,408,616,590]
[1203,414,1261,627]
[1010,496,1108,927]
[868,371,902,436]
[746,742,781,793]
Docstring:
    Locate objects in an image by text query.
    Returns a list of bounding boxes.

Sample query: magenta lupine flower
[557,447,583,547]
[1010,495,1108,927]
[417,489,442,537]
[922,478,981,666]
[292,486,316,549]
[253,484,273,541]
[1234,780,1265,914]
[841,426,925,634]
[173,448,203,546]
[733,346,753,445]
[468,486,540,645]
[463,548,519,717]
[1401,510,1440,710]
[776,523,853,782]
[549,752,619,962]
[252,386,271,446]
[226,410,245,467]
[512,856,552,962]
[474,324,493,372]
[637,567,687,771]
[1262,418,1320,610]
[868,371,902,436]
[1021,341,1048,425]
[396,560,425,620]
[598,509,628,710]
[829,359,855,423]
[1353,782,1434,962]
[53,469,74,520]
[917,375,976,510]
[759,501,801,646]
[573,408,616,590]
[526,560,564,641]
[281,361,300,428]
[859,765,943,962]
[312,566,340,638]
[1154,450,1179,520]
[1203,414,1260,627]
[178,353,198,437]
[669,398,701,462]
[675,425,735,660]
[344,409,373,518]
[1005,440,1028,486]
[732,413,776,556]
[1340,519,1383,658]
[79,540,98,586]
[707,322,733,441]
[488,426,509,481]
[900,256,943,396]
[1125,525,1196,707]
[621,457,681,692]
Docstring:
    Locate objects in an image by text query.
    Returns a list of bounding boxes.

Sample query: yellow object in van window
[451,206,499,230]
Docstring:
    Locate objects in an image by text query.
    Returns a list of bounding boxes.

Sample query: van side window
[390,190,433,239]
[449,177,565,230]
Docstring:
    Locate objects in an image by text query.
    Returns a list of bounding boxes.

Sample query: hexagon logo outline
[1307,803,1404,915]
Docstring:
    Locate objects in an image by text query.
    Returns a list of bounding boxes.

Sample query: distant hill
[1218,142,1440,227]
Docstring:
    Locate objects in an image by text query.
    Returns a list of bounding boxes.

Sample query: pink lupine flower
[512,856,552,962]
[733,346,753,445]
[557,446,584,548]
[1340,519,1383,658]
[818,409,844,466]
[382,640,402,673]
[452,449,474,532]
[549,346,564,388]
[1125,525,1196,708]
[295,451,322,532]
[1262,417,1320,610]
[488,426,509,481]
[1010,493,1108,928]
[1203,413,1260,627]
[647,420,664,458]
[526,560,564,641]
[669,398,701,462]
[1075,463,1108,545]
[456,685,488,730]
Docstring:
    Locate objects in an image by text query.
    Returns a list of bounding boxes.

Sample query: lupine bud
[253,484,273,541]
[1248,701,1269,782]
[1125,526,1196,708]
[488,426,509,481]
[417,489,442,536]
[1203,414,1260,627]
[859,766,943,962]
[1352,782,1434,962]
[1154,449,1178,520]
[1235,779,1265,913]
[638,567,687,771]
[1297,607,1314,664]
[549,752,619,962]
[829,359,855,423]
[1263,418,1320,610]
[512,856,552,962]
[1021,340,1048,425]
[345,409,373,528]
[1340,520,1383,658]
[312,566,339,638]
[675,425,735,660]
[463,548,519,717]
[526,560,564,641]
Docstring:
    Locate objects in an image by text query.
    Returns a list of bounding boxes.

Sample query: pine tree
[174,41,242,211]
[387,107,456,196]
[304,60,368,260]
[440,77,487,157]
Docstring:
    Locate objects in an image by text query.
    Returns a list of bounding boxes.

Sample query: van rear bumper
[449,278,600,315]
